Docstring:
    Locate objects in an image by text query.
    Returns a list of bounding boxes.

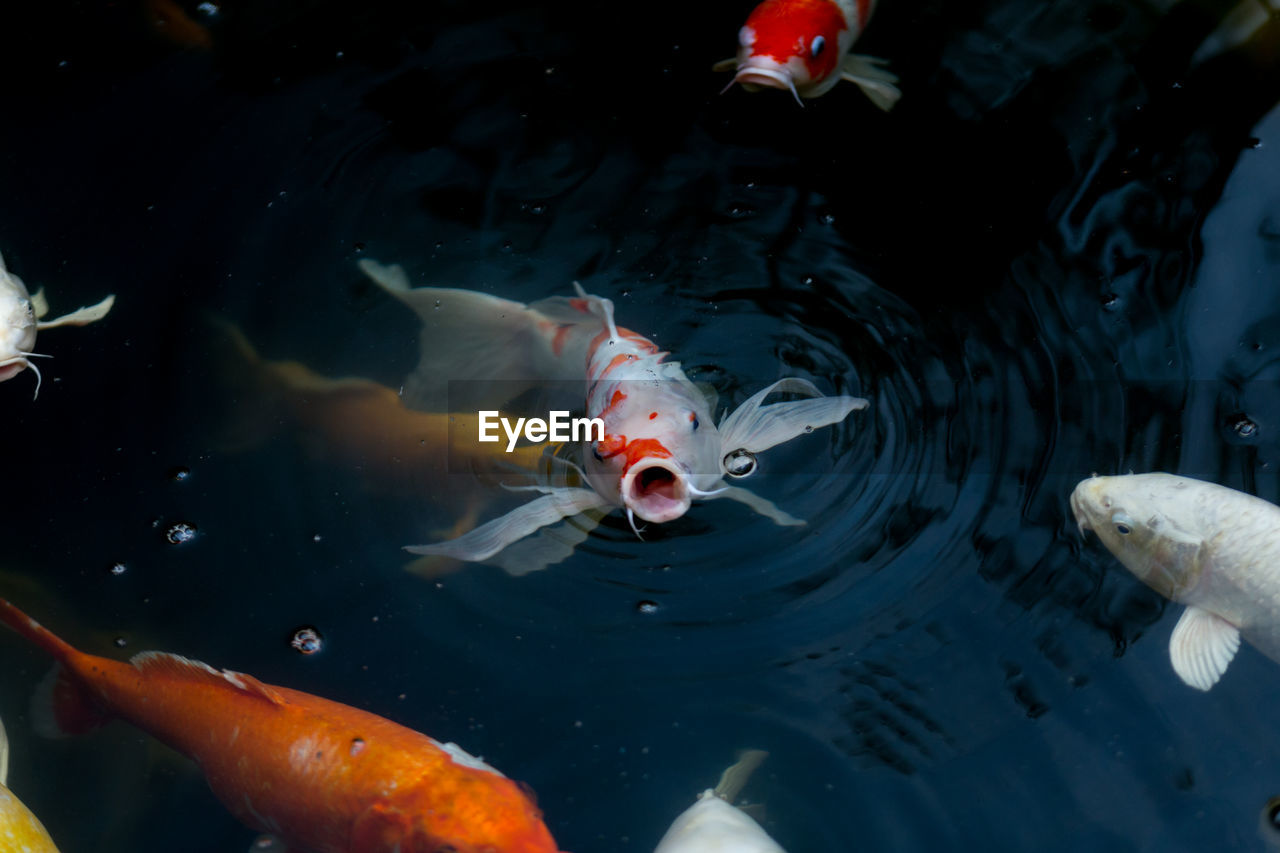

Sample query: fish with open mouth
[1071,472,1280,691]
[358,260,868,569]
[712,0,901,108]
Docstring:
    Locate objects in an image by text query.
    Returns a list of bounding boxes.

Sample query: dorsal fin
[713,749,768,802]
[129,651,287,706]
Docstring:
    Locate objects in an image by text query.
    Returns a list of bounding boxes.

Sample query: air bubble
[108,562,127,576]
[1231,414,1258,439]
[169,466,191,482]
[290,626,324,655]
[636,600,659,614]
[113,637,127,648]
[165,522,197,544]
[724,449,757,478]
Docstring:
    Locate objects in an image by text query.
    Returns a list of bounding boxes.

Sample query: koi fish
[210,318,548,537]
[0,713,61,853]
[654,750,785,852]
[712,0,901,108]
[0,251,114,398]
[1070,472,1280,691]
[357,259,867,570]
[0,599,563,853]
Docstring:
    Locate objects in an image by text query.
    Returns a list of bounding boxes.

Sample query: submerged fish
[712,0,900,108]
[0,713,61,852]
[1071,472,1280,691]
[655,750,785,852]
[0,251,114,398]
[0,599,563,853]
[358,260,867,568]
[209,318,548,535]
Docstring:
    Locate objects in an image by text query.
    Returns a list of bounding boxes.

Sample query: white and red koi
[0,598,563,853]
[358,260,868,571]
[713,0,900,108]
[0,250,114,398]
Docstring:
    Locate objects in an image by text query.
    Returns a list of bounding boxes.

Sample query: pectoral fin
[712,57,737,72]
[840,54,902,111]
[718,377,867,460]
[35,294,115,329]
[404,488,613,562]
[1169,605,1240,691]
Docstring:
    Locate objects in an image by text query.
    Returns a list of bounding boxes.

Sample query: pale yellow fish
[1071,472,1280,690]
[654,749,787,852]
[0,250,114,398]
[0,714,61,852]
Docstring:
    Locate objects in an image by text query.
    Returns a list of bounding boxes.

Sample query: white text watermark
[477,410,605,452]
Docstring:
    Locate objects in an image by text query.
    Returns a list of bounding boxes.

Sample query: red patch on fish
[622,438,672,471]
[745,0,847,81]
[597,433,629,458]
[550,324,573,357]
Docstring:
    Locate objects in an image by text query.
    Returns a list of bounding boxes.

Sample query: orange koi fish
[357,261,868,570]
[210,318,548,512]
[0,599,563,853]
[713,0,900,108]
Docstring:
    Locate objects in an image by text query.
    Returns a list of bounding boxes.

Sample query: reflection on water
[0,0,1279,850]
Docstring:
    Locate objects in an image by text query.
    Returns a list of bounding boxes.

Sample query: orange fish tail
[0,599,114,737]
[0,599,78,662]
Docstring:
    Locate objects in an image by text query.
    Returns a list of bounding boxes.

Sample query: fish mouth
[732,62,803,105]
[621,459,691,524]
[1069,477,1104,537]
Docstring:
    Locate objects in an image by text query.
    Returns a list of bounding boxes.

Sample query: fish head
[0,270,38,386]
[1070,473,1207,601]
[731,0,850,102]
[586,378,722,525]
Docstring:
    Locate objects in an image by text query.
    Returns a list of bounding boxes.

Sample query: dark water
[1,0,1279,850]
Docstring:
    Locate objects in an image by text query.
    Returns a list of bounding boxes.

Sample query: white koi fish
[713,0,900,109]
[0,714,62,852]
[1071,472,1280,691]
[358,259,867,569]
[655,749,786,853]
[0,251,115,398]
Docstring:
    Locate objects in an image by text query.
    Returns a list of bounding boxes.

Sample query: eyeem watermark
[478,410,605,452]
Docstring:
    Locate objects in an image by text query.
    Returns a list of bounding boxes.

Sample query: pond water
[1,0,1279,851]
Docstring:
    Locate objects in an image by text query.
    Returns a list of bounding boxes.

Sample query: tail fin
[0,600,112,738]
[0,600,78,662]
[357,259,602,410]
[713,749,768,802]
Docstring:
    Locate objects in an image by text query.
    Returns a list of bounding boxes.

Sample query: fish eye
[691,414,700,431]
[1111,512,1135,535]
[724,448,756,478]
[810,35,825,56]
[592,448,604,462]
